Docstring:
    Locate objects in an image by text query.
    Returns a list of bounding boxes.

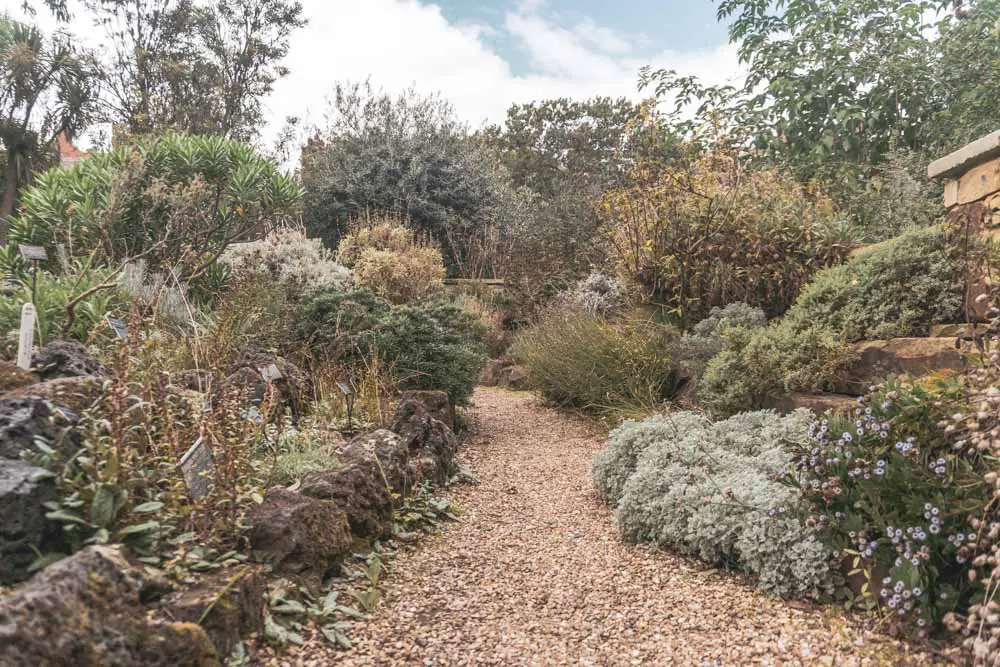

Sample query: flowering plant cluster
[784,376,991,636]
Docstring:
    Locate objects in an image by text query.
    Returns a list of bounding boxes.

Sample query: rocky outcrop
[783,392,858,417]
[160,566,266,658]
[841,338,967,394]
[0,545,221,666]
[3,375,104,416]
[300,462,394,539]
[0,460,59,584]
[247,489,353,590]
[391,395,459,485]
[398,390,454,428]
[0,397,55,460]
[31,340,105,379]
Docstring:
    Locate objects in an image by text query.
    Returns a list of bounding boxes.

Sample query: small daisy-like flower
[911,557,921,566]
[894,581,905,593]
[917,619,926,627]
[887,598,898,608]
[880,588,889,598]
[912,587,922,596]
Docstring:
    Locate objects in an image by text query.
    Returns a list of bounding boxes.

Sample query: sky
[5,0,745,146]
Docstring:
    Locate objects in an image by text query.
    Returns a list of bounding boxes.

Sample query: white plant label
[16,303,35,370]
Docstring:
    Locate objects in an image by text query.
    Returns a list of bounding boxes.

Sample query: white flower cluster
[594,408,836,599]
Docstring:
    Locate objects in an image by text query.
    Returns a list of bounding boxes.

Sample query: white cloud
[7,0,745,148]
[268,0,744,138]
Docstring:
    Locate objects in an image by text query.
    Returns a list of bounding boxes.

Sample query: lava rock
[247,489,352,591]
[0,545,221,666]
[0,459,58,585]
[31,340,105,380]
[160,566,266,658]
[0,397,53,460]
[391,397,459,485]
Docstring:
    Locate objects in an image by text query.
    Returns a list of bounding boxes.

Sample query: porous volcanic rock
[0,545,220,666]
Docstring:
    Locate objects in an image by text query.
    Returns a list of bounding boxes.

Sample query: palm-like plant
[0,16,98,240]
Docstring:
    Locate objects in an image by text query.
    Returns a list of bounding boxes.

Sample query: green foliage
[698,321,856,418]
[269,427,341,486]
[7,133,301,279]
[510,311,681,416]
[690,302,767,340]
[0,265,127,345]
[82,0,304,141]
[297,289,485,404]
[599,409,835,599]
[372,300,487,405]
[836,149,944,244]
[0,16,98,230]
[783,225,966,342]
[296,289,391,363]
[786,377,992,633]
[300,82,530,278]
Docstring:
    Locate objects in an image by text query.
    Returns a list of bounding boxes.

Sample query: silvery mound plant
[594,409,836,599]
[559,271,626,317]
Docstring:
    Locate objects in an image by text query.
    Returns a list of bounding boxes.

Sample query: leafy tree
[482,97,642,197]
[300,81,529,278]
[3,133,301,280]
[0,16,98,238]
[83,0,304,140]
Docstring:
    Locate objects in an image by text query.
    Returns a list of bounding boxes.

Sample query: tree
[83,0,304,140]
[0,16,98,239]
[482,97,642,198]
[300,81,530,278]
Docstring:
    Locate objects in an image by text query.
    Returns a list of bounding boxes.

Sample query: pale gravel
[283,388,951,666]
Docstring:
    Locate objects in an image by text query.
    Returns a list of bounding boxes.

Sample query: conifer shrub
[372,300,487,405]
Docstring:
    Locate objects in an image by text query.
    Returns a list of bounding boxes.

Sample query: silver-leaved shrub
[595,408,836,599]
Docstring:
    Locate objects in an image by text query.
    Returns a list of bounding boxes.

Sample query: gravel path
[322,389,943,665]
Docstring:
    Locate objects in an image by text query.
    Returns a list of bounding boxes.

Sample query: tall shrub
[602,147,850,325]
[3,134,301,280]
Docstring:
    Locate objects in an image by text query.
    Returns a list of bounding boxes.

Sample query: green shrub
[782,225,966,342]
[295,289,391,362]
[510,311,681,416]
[598,408,835,599]
[690,302,767,340]
[373,300,487,405]
[786,377,992,634]
[270,427,340,485]
[0,266,128,346]
[3,134,300,280]
[698,320,856,418]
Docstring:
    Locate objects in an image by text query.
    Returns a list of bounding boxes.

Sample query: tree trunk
[0,150,19,244]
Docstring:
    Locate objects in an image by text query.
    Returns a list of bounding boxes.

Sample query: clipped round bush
[690,302,767,340]
[554,271,627,317]
[782,225,966,342]
[697,320,855,418]
[295,288,391,362]
[593,412,710,506]
[602,408,835,599]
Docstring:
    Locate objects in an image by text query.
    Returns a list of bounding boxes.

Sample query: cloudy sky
[8,0,745,143]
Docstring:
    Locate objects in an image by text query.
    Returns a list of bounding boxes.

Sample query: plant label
[258,363,282,381]
[16,303,35,370]
[336,381,354,397]
[179,437,213,499]
[106,315,128,340]
[17,244,48,262]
